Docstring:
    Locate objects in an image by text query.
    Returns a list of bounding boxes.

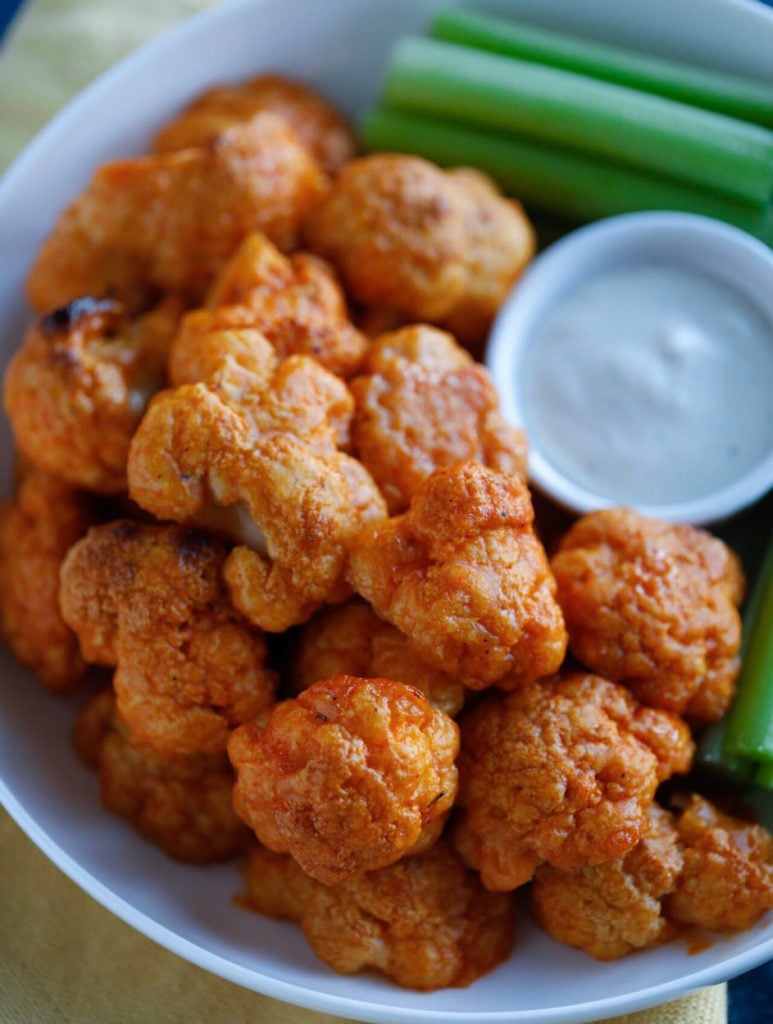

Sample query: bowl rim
[485,210,773,525]
[3,773,773,1024]
[1,1,773,1021]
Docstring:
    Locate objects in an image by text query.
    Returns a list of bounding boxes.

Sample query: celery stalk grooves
[383,37,773,207]
[432,6,773,129]
[723,534,773,764]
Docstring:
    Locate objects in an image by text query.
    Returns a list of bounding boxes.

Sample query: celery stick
[383,37,773,206]
[723,534,773,762]
[695,720,757,786]
[360,107,773,244]
[432,6,773,129]
[756,761,773,790]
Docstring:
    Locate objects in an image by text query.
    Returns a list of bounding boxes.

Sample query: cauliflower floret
[3,296,181,493]
[302,154,534,341]
[73,687,251,863]
[26,114,327,313]
[303,154,470,321]
[532,804,683,960]
[228,674,459,885]
[534,792,773,944]
[453,672,694,891]
[242,838,515,990]
[350,324,527,513]
[347,462,566,689]
[291,598,466,717]
[169,231,367,378]
[72,683,116,768]
[153,73,356,174]
[59,520,278,756]
[128,325,386,632]
[666,794,773,931]
[0,468,97,692]
[440,167,535,349]
[550,508,745,722]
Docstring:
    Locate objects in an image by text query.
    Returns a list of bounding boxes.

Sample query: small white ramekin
[485,211,773,525]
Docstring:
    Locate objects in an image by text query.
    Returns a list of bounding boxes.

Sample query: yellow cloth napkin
[0,2,730,1022]
[0,809,727,1024]
[0,0,221,171]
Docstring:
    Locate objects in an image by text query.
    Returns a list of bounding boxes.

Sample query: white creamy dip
[520,262,773,505]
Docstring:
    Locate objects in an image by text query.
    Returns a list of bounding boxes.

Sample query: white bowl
[1,2,772,1023]
[486,212,773,525]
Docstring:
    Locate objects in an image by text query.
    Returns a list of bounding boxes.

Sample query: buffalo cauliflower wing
[73,687,251,863]
[454,672,694,891]
[128,324,386,632]
[0,468,97,692]
[242,838,515,990]
[666,794,773,931]
[4,295,181,493]
[227,674,459,885]
[303,153,534,343]
[59,520,277,755]
[550,508,745,722]
[290,598,466,717]
[153,72,356,174]
[350,324,527,512]
[531,803,683,960]
[347,462,566,689]
[188,231,367,377]
[440,167,535,349]
[26,114,327,313]
[303,154,468,321]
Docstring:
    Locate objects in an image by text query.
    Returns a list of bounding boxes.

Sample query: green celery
[723,533,773,762]
[757,761,773,790]
[695,720,756,786]
[756,761,773,789]
[383,36,773,206]
[360,107,773,244]
[432,6,773,129]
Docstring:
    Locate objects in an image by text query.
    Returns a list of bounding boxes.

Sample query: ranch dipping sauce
[520,261,773,506]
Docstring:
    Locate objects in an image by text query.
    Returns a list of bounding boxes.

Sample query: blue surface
[729,960,773,1024]
[0,0,770,1018]
[0,0,23,41]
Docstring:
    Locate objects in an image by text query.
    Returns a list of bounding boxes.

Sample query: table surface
[0,0,770,1019]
